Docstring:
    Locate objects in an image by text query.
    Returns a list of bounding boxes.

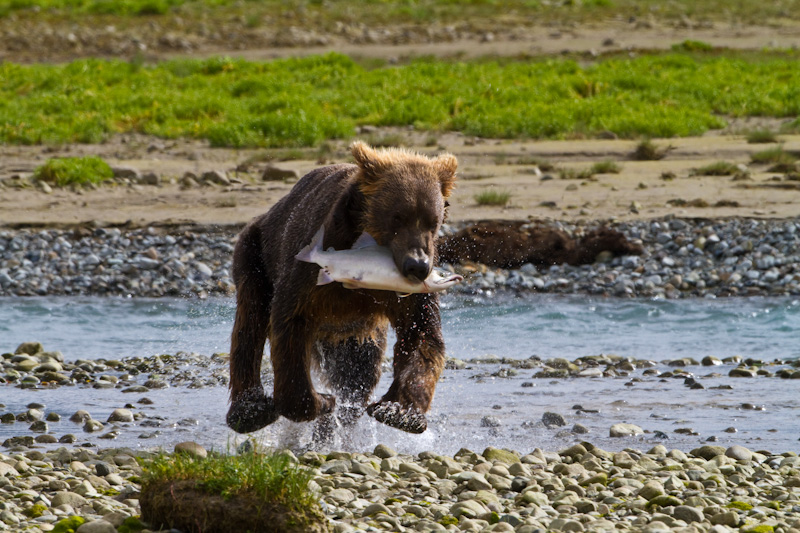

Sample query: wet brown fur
[227,142,457,435]
[437,220,643,269]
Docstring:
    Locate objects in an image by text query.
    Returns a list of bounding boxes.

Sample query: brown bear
[438,220,643,269]
[226,142,457,436]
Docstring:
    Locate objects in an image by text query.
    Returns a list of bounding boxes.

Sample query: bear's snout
[402,252,431,283]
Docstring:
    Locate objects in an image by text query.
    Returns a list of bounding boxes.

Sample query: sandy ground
[1,128,799,229]
[2,20,800,229]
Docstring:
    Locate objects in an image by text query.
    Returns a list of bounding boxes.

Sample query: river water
[1,294,799,454]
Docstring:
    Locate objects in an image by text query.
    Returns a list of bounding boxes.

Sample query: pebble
[1,217,799,298]
[174,441,208,459]
[3,442,793,532]
[106,409,134,423]
[609,423,644,437]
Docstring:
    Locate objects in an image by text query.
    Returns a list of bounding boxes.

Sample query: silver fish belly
[295,227,462,294]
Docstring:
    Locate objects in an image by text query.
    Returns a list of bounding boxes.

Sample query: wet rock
[107,409,134,423]
[480,415,501,427]
[374,444,397,458]
[201,170,230,186]
[672,505,704,523]
[482,447,519,464]
[83,420,104,432]
[609,423,643,437]
[175,441,207,459]
[15,342,43,355]
[542,412,567,427]
[50,491,87,508]
[95,462,114,476]
[691,445,726,460]
[725,445,753,461]
[29,420,48,433]
[70,410,92,423]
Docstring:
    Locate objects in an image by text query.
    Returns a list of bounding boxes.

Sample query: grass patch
[6,0,800,27]
[751,147,797,165]
[692,161,739,176]
[672,40,714,53]
[140,449,326,532]
[4,51,800,147]
[33,156,114,187]
[560,167,597,180]
[514,156,555,171]
[632,139,673,161]
[363,132,409,147]
[474,189,511,206]
[591,160,622,174]
[746,130,779,143]
[142,450,315,505]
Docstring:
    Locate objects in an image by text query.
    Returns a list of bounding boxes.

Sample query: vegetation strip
[2,51,800,147]
[5,0,800,26]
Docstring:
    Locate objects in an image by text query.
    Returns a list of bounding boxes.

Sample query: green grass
[746,130,779,143]
[672,40,714,53]
[4,51,800,148]
[751,147,797,165]
[33,156,114,187]
[6,0,800,26]
[560,167,597,180]
[474,189,511,206]
[142,450,316,508]
[692,161,739,176]
[591,160,622,173]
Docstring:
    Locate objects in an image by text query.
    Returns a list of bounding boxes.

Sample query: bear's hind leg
[227,225,279,434]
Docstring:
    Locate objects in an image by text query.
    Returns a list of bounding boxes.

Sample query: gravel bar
[1,441,799,532]
[1,217,800,299]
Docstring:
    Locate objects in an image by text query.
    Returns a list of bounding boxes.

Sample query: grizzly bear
[226,142,457,435]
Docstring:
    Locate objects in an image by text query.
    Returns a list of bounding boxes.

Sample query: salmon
[295,226,463,295]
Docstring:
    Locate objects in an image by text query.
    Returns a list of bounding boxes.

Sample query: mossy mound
[140,479,329,533]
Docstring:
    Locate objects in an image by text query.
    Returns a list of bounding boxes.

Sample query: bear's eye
[392,213,405,226]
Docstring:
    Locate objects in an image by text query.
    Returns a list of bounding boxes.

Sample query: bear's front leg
[271,315,336,422]
[368,294,445,433]
[226,387,279,434]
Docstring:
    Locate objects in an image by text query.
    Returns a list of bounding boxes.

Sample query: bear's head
[352,141,457,283]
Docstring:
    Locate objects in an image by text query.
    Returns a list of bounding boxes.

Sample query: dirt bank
[1,128,799,229]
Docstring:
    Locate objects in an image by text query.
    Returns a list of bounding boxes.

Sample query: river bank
[1,217,799,299]
[1,439,798,533]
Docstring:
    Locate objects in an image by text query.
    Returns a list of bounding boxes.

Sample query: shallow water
[3,294,799,361]
[1,294,799,454]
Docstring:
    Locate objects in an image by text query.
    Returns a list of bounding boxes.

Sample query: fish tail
[295,226,325,263]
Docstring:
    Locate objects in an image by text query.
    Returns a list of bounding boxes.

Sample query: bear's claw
[367,401,427,434]
[226,389,279,434]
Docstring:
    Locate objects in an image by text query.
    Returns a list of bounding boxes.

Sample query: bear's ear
[434,153,457,198]
[351,141,386,182]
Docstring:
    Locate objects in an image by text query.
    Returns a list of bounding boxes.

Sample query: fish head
[426,271,464,291]
[352,143,458,284]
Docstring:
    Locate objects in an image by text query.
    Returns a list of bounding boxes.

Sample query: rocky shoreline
[1,440,799,533]
[1,216,799,299]
[3,341,799,449]
[2,342,800,531]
